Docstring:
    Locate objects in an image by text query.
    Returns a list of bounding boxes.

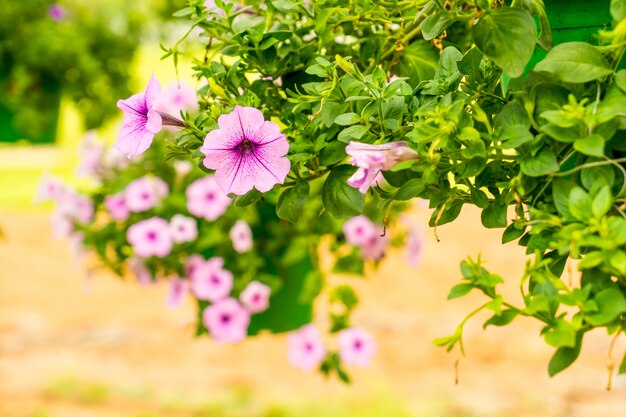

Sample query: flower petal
[145,74,161,108]
[114,123,155,159]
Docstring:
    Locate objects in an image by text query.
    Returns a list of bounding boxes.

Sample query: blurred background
[0,1,625,416]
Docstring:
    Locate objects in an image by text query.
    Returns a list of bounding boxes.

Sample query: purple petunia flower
[200,106,291,195]
[343,215,389,261]
[239,280,271,313]
[288,324,327,372]
[115,75,163,159]
[48,4,66,21]
[345,141,418,193]
[203,298,250,343]
[337,327,376,367]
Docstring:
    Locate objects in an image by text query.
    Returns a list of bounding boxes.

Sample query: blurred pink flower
[48,4,66,21]
[239,281,271,313]
[288,325,326,372]
[337,327,376,367]
[360,232,389,261]
[169,214,198,244]
[229,220,253,253]
[174,160,193,177]
[166,278,188,308]
[115,75,162,158]
[127,217,173,258]
[186,175,231,220]
[203,298,250,343]
[190,257,233,302]
[104,194,129,221]
[125,176,169,212]
[343,215,378,247]
[76,131,105,178]
[129,258,153,286]
[52,189,94,238]
[200,106,291,195]
[345,141,418,193]
[156,82,198,115]
[185,254,206,278]
[405,224,424,267]
[35,173,64,203]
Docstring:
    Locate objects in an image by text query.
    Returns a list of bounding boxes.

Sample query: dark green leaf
[481,202,507,228]
[520,147,559,176]
[471,8,536,77]
[234,189,262,207]
[548,332,583,377]
[483,309,519,329]
[276,181,310,223]
[584,288,626,326]
[322,165,365,218]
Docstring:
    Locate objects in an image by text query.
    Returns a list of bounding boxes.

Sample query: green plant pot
[528,0,612,68]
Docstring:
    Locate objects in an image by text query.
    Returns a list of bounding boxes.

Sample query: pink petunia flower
[127,217,173,258]
[203,298,250,343]
[166,277,188,308]
[156,82,198,115]
[115,75,163,159]
[190,257,233,302]
[229,220,253,253]
[35,173,64,203]
[345,141,418,193]
[129,258,153,287]
[186,175,231,221]
[185,254,206,278]
[288,325,327,372]
[239,281,271,313]
[169,214,198,244]
[125,176,169,212]
[337,327,377,367]
[76,131,106,178]
[104,194,129,221]
[200,106,291,195]
[343,215,378,247]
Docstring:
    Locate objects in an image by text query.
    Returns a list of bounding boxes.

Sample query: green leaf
[569,187,592,222]
[447,283,474,300]
[276,181,310,223]
[322,165,365,218]
[319,141,347,166]
[470,188,489,209]
[548,333,583,376]
[592,185,613,218]
[471,8,536,77]
[337,125,369,143]
[173,7,193,17]
[234,188,262,207]
[573,134,605,157]
[498,124,534,148]
[395,179,425,201]
[543,319,577,348]
[502,222,526,243]
[396,40,439,87]
[584,288,626,326]
[420,10,453,40]
[481,202,507,228]
[483,309,519,329]
[534,42,613,83]
[520,147,559,176]
[581,165,615,190]
[334,113,361,126]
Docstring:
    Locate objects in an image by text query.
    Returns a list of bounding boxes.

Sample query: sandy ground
[0,207,625,417]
